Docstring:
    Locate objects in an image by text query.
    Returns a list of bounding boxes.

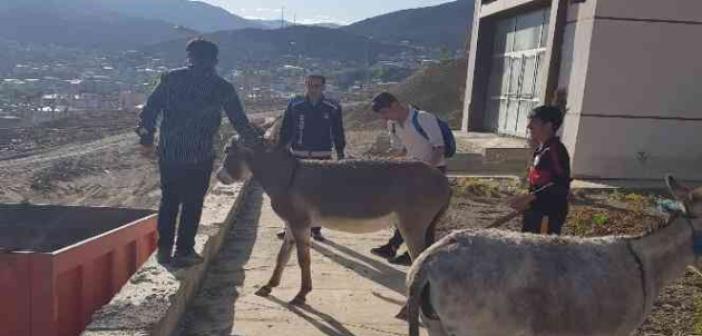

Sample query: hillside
[343,0,474,50]
[145,26,412,69]
[345,58,468,131]
[94,0,263,32]
[0,0,185,50]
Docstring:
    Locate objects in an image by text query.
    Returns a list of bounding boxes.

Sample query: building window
[485,7,550,137]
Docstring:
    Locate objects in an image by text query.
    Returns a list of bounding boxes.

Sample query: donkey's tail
[425,188,452,248]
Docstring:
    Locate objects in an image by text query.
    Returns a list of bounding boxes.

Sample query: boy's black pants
[522,205,568,235]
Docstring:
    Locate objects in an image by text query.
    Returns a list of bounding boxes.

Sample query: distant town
[0,44,456,128]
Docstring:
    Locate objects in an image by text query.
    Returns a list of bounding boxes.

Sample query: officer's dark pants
[521,205,568,235]
[157,160,213,254]
[386,165,447,249]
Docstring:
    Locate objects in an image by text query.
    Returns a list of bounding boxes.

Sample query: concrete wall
[570,0,702,179]
[595,0,702,23]
[558,0,596,165]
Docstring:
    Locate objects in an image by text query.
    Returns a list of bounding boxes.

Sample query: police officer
[276,74,346,241]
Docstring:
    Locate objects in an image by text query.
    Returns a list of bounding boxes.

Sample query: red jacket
[528,137,571,213]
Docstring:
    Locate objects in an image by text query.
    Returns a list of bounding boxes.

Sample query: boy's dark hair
[371,92,398,112]
[528,105,565,131]
[186,38,219,61]
[306,74,326,85]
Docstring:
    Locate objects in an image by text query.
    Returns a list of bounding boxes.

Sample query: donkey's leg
[289,221,313,306]
[395,211,439,320]
[402,203,445,260]
[255,225,295,297]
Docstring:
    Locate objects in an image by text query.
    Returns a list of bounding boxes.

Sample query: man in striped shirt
[136,38,259,268]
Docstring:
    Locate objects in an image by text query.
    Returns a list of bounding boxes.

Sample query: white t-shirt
[388,108,446,167]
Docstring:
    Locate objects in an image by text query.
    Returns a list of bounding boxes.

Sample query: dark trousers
[521,206,568,235]
[157,160,213,254]
[386,165,447,248]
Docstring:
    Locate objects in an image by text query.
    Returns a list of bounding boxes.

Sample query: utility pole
[281,7,285,29]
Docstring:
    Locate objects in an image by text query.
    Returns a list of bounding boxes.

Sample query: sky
[200,0,456,25]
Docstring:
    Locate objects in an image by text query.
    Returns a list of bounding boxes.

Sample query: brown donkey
[216,134,451,313]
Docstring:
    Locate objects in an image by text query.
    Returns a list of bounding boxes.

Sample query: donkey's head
[666,175,702,220]
[216,118,296,186]
[216,135,252,185]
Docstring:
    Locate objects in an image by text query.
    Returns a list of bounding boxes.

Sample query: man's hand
[430,146,445,167]
[508,193,536,211]
[138,144,156,159]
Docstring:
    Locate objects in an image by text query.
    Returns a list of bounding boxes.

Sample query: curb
[82,179,253,336]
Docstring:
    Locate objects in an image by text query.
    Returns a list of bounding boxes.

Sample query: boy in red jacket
[510,105,571,234]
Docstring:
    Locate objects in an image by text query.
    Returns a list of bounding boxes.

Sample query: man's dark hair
[528,105,565,131]
[371,92,398,113]
[306,74,326,85]
[186,38,219,61]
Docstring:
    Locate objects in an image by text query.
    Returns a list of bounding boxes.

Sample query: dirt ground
[177,184,421,336]
[1,109,699,335]
[0,109,282,208]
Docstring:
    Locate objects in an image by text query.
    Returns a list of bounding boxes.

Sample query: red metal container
[0,204,157,336]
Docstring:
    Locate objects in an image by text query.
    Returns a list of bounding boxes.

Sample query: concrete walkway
[178,185,424,336]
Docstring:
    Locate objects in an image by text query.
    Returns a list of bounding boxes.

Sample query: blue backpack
[411,110,457,158]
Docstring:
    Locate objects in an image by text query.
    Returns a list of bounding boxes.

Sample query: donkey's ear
[666,174,691,201]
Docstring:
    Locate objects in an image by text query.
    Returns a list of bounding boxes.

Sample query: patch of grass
[452,178,508,199]
[693,295,702,334]
[592,213,609,228]
[608,190,657,218]
[568,208,610,237]
[569,212,592,237]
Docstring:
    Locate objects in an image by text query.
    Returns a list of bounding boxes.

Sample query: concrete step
[448,131,531,175]
[447,147,531,175]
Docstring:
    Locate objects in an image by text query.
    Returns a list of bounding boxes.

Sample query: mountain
[94,0,264,33]
[252,20,341,30]
[311,23,342,29]
[0,0,186,50]
[253,20,293,30]
[343,0,475,50]
[145,25,412,70]
[345,58,468,130]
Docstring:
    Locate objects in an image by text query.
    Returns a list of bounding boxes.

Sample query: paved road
[177,185,426,336]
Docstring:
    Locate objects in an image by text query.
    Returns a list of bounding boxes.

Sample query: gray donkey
[407,175,702,336]
[216,134,451,312]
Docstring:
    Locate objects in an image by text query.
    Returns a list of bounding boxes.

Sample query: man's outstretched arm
[223,84,261,144]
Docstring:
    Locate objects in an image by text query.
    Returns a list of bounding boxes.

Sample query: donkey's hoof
[255,286,272,297]
[289,295,306,306]
[395,306,409,321]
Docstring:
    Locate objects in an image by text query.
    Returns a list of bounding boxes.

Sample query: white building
[461,0,702,180]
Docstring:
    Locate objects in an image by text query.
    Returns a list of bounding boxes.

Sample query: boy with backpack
[369,92,455,265]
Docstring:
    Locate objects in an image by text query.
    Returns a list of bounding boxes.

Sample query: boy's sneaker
[311,228,325,242]
[370,244,397,259]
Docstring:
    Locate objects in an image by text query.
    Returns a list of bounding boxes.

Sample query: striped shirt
[137,67,259,164]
